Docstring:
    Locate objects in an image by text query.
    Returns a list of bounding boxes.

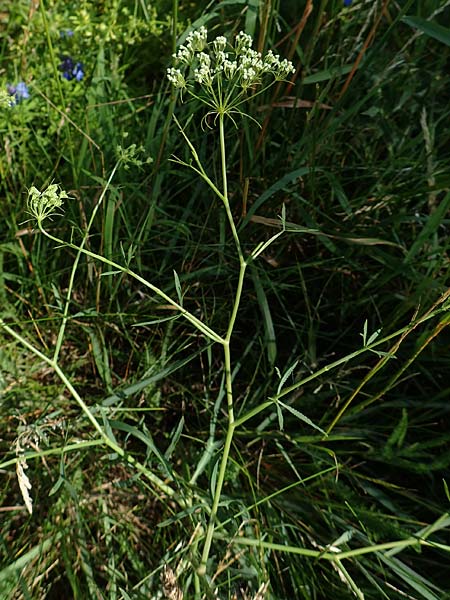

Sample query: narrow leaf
[251,267,277,368]
[402,15,450,47]
[164,417,185,460]
[277,361,299,395]
[278,400,327,436]
[173,269,183,306]
[241,167,314,226]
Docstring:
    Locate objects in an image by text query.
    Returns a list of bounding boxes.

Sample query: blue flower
[59,56,84,82]
[6,81,30,104]
[74,64,84,81]
[344,0,352,5]
[60,29,74,38]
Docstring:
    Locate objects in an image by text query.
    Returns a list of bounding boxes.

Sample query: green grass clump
[1,1,450,598]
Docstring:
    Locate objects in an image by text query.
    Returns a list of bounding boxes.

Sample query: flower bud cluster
[27,184,68,224]
[172,26,208,66]
[167,27,295,116]
[166,67,186,89]
[194,52,212,85]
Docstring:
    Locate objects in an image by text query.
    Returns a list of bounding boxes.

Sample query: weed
[1,1,450,599]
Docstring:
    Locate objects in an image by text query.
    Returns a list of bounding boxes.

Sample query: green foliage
[1,0,450,599]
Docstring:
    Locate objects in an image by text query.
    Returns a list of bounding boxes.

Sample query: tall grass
[1,0,450,598]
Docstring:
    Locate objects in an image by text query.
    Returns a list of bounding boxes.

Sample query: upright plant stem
[171,0,178,56]
[199,114,247,575]
[219,115,243,262]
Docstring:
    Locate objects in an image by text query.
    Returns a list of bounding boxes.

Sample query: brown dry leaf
[16,458,33,515]
[161,565,183,600]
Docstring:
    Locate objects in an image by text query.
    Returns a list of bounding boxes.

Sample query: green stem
[219,115,228,202]
[232,299,450,431]
[0,319,178,501]
[172,116,226,203]
[39,224,224,345]
[0,439,104,470]
[226,259,247,342]
[219,115,243,262]
[198,114,248,575]
[198,260,246,574]
[198,345,235,575]
[217,533,448,561]
[171,0,178,55]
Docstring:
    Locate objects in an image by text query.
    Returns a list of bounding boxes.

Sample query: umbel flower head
[167,27,295,123]
[27,184,68,225]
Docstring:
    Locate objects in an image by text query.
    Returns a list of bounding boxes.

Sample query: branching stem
[39,224,224,345]
[0,319,179,502]
[198,113,247,575]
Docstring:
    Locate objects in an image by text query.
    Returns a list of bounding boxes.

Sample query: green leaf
[164,417,184,460]
[361,319,368,346]
[402,16,450,47]
[367,328,381,346]
[108,419,173,479]
[331,529,354,549]
[276,402,284,431]
[190,439,222,484]
[444,479,450,503]
[173,269,183,306]
[83,326,113,393]
[102,350,204,407]
[405,189,450,261]
[244,0,259,38]
[384,409,408,459]
[157,505,205,528]
[303,64,356,84]
[379,554,442,600]
[240,167,314,226]
[48,475,65,497]
[276,360,299,395]
[251,267,277,368]
[278,400,327,436]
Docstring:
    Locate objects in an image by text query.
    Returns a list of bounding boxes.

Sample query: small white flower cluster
[172,25,208,66]
[235,31,253,54]
[261,49,296,80]
[213,35,227,54]
[167,67,186,89]
[194,52,212,84]
[167,27,295,100]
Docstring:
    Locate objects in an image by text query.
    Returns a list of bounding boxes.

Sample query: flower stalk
[166,26,294,575]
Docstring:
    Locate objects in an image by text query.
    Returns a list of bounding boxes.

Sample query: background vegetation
[1,0,450,598]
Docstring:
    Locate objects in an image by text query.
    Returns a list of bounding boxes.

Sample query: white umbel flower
[166,27,295,121]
